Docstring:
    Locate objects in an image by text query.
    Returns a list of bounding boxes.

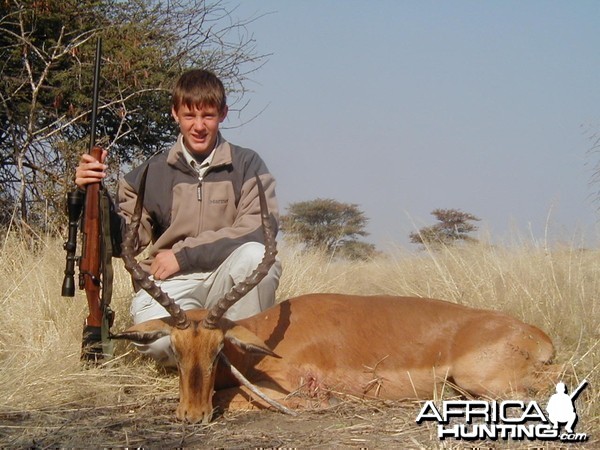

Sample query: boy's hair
[172,69,227,112]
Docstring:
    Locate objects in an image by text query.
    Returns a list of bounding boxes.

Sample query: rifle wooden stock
[79,146,104,330]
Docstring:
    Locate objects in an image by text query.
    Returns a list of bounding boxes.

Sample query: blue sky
[225,1,600,249]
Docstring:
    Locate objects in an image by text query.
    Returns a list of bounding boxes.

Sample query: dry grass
[0,232,598,448]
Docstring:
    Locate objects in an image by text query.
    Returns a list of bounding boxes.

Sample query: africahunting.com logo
[416,380,589,442]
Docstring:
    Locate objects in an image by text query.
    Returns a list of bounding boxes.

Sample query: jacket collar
[167,132,232,172]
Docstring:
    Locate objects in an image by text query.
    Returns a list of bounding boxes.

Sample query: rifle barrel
[89,38,102,151]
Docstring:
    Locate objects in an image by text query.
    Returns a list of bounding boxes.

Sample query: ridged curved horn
[121,166,190,330]
[202,174,278,329]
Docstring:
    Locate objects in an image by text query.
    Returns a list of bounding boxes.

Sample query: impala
[112,170,555,424]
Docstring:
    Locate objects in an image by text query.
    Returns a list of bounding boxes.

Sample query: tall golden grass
[0,232,598,447]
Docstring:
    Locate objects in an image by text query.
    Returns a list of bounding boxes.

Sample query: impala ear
[224,325,280,358]
[110,319,173,344]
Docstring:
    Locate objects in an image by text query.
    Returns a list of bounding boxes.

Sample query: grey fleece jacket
[117,134,279,274]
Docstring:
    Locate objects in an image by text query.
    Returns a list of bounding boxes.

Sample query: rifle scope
[61,189,85,297]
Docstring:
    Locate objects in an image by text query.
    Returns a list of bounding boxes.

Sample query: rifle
[61,37,114,363]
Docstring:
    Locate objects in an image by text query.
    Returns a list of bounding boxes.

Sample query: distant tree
[410,209,480,246]
[335,240,378,261]
[281,198,374,259]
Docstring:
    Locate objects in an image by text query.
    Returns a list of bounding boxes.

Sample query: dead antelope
[112,170,555,424]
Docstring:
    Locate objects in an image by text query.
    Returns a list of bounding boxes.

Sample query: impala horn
[202,174,278,329]
[120,166,190,329]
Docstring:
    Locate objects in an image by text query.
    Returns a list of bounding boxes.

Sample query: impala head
[112,167,279,423]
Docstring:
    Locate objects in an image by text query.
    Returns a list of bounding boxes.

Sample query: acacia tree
[0,0,266,230]
[409,208,480,247]
[281,198,376,259]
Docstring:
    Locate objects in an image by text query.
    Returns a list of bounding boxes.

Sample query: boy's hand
[150,250,181,280]
[75,149,108,188]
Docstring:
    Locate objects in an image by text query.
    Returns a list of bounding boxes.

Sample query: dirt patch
[1,397,592,449]
[1,398,429,448]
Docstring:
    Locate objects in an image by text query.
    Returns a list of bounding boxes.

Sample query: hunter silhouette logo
[546,380,588,435]
[416,380,590,442]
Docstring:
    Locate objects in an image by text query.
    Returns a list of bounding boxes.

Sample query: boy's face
[172,103,228,157]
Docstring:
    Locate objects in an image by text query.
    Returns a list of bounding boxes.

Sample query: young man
[75,69,281,365]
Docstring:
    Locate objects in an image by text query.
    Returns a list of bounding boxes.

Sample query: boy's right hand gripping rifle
[61,37,115,363]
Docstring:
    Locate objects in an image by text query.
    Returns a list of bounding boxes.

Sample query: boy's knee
[234,242,266,268]
[230,242,281,281]
[222,242,282,320]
